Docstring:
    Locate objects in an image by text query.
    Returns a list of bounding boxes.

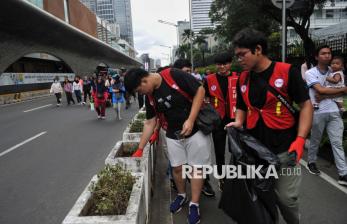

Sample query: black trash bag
[219,127,280,224]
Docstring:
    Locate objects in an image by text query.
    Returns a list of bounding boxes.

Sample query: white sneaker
[97,115,101,119]
[101,116,106,120]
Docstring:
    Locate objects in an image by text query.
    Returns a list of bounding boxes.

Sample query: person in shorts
[124,67,213,224]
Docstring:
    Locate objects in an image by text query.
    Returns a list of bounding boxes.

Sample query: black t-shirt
[204,73,233,125]
[146,69,201,139]
[236,62,309,154]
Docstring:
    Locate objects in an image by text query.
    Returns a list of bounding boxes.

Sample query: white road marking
[0,131,47,158]
[23,104,52,112]
[300,159,347,195]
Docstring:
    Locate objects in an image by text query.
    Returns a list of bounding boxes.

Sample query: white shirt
[191,73,202,81]
[50,82,63,94]
[325,70,345,88]
[72,81,83,92]
[305,66,339,114]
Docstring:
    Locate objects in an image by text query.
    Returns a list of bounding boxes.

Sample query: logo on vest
[274,79,284,88]
[241,85,247,93]
[211,85,217,91]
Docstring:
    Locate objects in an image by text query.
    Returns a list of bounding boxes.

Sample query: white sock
[189,202,199,207]
[178,193,186,198]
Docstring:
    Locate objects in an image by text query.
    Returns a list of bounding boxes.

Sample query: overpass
[0,0,142,76]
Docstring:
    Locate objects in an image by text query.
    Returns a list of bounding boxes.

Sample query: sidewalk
[150,146,347,224]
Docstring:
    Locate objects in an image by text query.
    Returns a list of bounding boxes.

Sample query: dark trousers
[65,92,75,105]
[54,93,62,104]
[74,90,82,103]
[95,99,106,116]
[83,91,91,103]
[212,124,227,176]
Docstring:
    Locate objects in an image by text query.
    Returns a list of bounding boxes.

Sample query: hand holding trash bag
[149,130,159,144]
[288,136,305,164]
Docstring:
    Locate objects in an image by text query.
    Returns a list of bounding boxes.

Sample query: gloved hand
[149,130,160,144]
[288,136,305,164]
[131,148,143,157]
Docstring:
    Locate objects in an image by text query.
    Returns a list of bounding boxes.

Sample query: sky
[131,0,189,66]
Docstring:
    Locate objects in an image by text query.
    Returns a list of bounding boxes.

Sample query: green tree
[182,29,195,43]
[175,44,191,59]
[194,34,208,66]
[210,0,334,65]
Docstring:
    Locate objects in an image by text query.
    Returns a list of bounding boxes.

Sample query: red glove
[288,136,305,163]
[149,130,160,144]
[131,148,143,157]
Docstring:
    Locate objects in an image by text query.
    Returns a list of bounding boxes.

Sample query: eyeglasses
[235,50,251,61]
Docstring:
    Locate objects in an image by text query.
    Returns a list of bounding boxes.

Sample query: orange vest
[206,72,238,119]
[239,62,296,130]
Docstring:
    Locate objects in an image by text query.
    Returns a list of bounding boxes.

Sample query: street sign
[271,0,295,9]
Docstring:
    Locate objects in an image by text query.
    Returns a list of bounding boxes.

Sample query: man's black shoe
[202,180,215,197]
[307,162,321,175]
[338,175,347,186]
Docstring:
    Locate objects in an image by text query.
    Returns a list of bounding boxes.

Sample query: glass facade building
[191,0,214,33]
[114,0,134,46]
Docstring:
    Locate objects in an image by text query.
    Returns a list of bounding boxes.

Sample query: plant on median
[136,112,146,120]
[129,119,144,133]
[87,164,136,216]
[116,142,139,157]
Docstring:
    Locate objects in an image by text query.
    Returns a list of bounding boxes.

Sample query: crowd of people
[123,28,347,224]
[49,27,347,224]
[50,71,132,120]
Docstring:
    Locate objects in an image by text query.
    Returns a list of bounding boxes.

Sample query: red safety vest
[239,62,296,130]
[206,72,238,119]
[146,68,193,131]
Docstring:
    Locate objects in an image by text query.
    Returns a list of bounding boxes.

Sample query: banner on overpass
[0,73,75,86]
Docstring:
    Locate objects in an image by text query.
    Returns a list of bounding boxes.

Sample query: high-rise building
[80,0,97,13]
[191,0,214,33]
[81,0,134,47]
[96,0,115,23]
[114,0,134,47]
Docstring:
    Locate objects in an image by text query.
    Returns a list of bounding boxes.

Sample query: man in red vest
[226,28,313,224]
[124,67,213,224]
[204,53,239,192]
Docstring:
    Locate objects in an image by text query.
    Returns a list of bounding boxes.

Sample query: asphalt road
[0,96,138,224]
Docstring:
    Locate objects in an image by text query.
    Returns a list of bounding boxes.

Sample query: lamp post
[158,19,179,47]
[189,0,194,68]
[159,45,172,64]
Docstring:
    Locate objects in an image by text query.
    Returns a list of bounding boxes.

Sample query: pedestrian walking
[73,76,83,104]
[82,76,92,105]
[110,75,125,120]
[63,76,75,105]
[92,76,108,119]
[305,45,347,185]
[50,76,63,106]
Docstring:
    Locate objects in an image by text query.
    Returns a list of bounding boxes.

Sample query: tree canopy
[210,0,334,63]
